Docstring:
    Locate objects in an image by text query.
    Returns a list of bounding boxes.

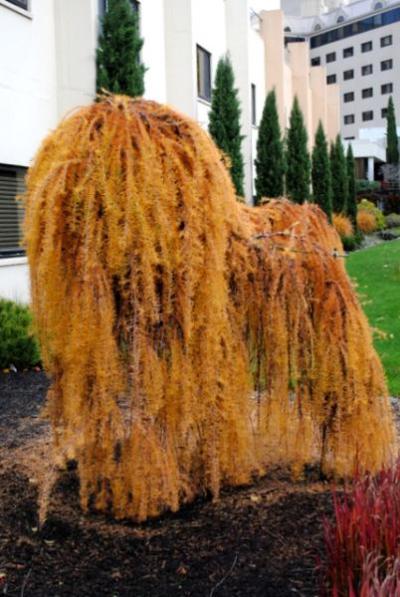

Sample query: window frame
[3,0,29,9]
[381,82,393,94]
[343,69,354,80]
[311,56,321,66]
[361,41,373,52]
[344,114,355,125]
[327,73,337,84]
[251,83,257,126]
[380,34,393,47]
[196,45,212,103]
[362,110,374,121]
[381,58,393,71]
[326,51,336,63]
[343,46,354,58]
[362,87,373,98]
[0,164,26,259]
[361,64,373,76]
[344,91,355,102]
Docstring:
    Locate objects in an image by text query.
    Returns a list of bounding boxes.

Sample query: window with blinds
[0,165,26,258]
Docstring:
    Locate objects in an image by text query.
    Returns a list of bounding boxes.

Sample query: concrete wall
[0,258,29,303]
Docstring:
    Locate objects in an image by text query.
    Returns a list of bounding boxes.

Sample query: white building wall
[0,0,58,167]
[142,0,167,103]
[0,258,29,303]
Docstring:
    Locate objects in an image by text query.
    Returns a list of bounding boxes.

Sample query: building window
[197,45,212,102]
[381,82,393,94]
[344,114,355,125]
[362,64,373,75]
[343,69,354,80]
[0,165,26,258]
[361,41,373,52]
[362,110,374,121]
[311,56,321,66]
[375,2,384,9]
[251,83,256,126]
[310,6,400,49]
[326,51,336,63]
[381,58,393,71]
[362,87,373,98]
[381,34,392,46]
[337,15,345,23]
[382,107,388,118]
[343,47,354,58]
[4,0,29,8]
[344,91,354,102]
[327,74,337,84]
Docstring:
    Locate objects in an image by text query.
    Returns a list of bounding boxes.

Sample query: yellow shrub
[333,213,354,239]
[357,210,377,234]
[24,96,396,521]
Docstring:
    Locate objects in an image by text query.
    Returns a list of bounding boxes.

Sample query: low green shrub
[385,213,400,228]
[355,179,380,194]
[358,199,386,230]
[0,299,40,369]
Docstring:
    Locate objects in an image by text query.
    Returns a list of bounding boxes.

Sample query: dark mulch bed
[0,372,332,597]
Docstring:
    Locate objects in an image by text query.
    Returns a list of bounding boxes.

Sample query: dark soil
[0,372,333,596]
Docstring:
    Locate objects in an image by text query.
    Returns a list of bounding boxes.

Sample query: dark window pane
[381,34,392,46]
[197,45,212,102]
[311,56,321,66]
[382,108,388,118]
[0,165,26,257]
[381,59,393,71]
[361,41,373,52]
[327,74,337,84]
[344,69,354,80]
[5,0,28,8]
[326,51,336,63]
[343,47,354,58]
[251,83,256,126]
[362,110,374,121]
[344,91,354,102]
[381,83,393,94]
[344,114,355,124]
[362,87,373,98]
[362,64,373,75]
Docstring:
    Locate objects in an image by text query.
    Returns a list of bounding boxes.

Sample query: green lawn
[346,240,400,396]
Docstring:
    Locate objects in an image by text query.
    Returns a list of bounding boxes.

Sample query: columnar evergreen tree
[208,56,245,198]
[97,0,146,97]
[311,121,332,221]
[255,89,284,203]
[386,96,399,165]
[330,135,348,213]
[346,143,357,226]
[286,96,310,204]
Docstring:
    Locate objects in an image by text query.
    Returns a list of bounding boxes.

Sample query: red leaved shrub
[321,460,400,595]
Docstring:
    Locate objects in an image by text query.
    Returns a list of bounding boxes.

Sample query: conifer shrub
[0,299,40,368]
[24,96,396,521]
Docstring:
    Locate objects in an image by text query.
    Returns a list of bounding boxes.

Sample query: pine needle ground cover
[24,96,396,522]
[346,239,400,396]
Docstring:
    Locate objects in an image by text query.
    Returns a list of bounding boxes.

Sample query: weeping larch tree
[24,96,396,522]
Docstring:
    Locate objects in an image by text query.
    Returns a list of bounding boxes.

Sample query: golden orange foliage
[357,210,378,234]
[24,96,396,521]
[333,213,354,239]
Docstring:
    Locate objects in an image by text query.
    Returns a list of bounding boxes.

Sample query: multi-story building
[284,0,400,179]
[0,0,339,302]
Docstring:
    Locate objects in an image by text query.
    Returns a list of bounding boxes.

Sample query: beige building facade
[261,9,340,146]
